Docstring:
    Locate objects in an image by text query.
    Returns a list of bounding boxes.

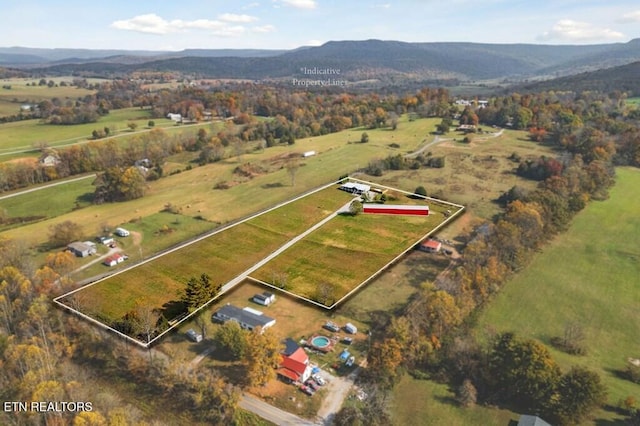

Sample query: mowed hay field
[474,167,640,423]
[1,115,437,249]
[67,186,354,322]
[251,202,461,305]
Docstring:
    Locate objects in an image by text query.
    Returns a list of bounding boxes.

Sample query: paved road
[0,174,96,201]
[239,394,319,426]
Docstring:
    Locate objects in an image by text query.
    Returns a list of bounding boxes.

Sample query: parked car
[300,385,314,396]
[306,380,319,391]
[185,329,203,343]
[312,374,326,386]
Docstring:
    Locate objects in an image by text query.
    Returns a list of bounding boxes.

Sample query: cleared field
[0,108,157,152]
[0,176,94,230]
[66,186,354,322]
[0,80,96,118]
[474,167,640,424]
[251,202,458,304]
[1,116,438,249]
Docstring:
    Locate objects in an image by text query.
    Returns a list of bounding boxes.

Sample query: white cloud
[252,25,276,33]
[306,39,323,46]
[281,0,317,9]
[618,10,640,23]
[372,3,391,8]
[218,13,258,23]
[538,19,624,42]
[243,2,260,9]
[111,14,251,37]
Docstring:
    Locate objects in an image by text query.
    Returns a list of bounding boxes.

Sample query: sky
[2,0,640,51]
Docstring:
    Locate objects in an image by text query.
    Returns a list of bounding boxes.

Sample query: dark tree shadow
[262,182,285,189]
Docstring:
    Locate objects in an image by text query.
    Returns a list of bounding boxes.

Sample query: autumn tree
[550,366,607,425]
[488,333,561,411]
[215,321,247,360]
[48,220,83,248]
[93,166,146,203]
[349,200,363,216]
[367,337,403,389]
[285,157,300,186]
[457,379,478,407]
[244,329,280,387]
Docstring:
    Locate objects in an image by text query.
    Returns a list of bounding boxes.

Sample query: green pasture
[474,167,640,423]
[0,108,156,152]
[0,176,95,230]
[625,97,640,106]
[0,79,95,117]
[392,374,517,426]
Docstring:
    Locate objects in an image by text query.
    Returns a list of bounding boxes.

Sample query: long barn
[363,204,429,216]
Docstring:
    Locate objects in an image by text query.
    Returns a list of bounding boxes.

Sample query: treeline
[0,239,243,425]
[0,79,142,124]
[347,89,640,425]
[0,128,177,193]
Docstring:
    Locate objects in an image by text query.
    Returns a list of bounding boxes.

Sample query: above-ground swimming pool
[311,336,330,349]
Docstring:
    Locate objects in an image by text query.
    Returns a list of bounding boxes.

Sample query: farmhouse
[166,113,182,122]
[363,203,429,216]
[67,242,96,258]
[212,304,276,332]
[420,239,442,253]
[277,338,312,383]
[339,182,370,195]
[253,291,276,306]
[39,153,60,167]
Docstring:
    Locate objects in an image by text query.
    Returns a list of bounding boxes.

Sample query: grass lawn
[0,176,95,230]
[392,374,517,426]
[474,167,640,424]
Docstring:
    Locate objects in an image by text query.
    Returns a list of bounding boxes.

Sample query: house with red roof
[277,338,312,383]
[103,253,126,267]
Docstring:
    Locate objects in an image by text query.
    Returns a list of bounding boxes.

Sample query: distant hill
[4,39,640,84]
[515,61,640,95]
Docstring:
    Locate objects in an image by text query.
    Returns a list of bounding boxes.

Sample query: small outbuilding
[420,239,442,253]
[517,415,551,426]
[67,242,96,258]
[253,291,276,306]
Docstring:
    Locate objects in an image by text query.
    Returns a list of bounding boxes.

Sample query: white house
[167,113,182,122]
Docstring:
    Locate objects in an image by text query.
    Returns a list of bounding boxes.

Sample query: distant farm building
[114,227,130,237]
[39,153,60,167]
[419,239,442,253]
[67,241,97,258]
[303,150,316,158]
[344,323,358,334]
[103,253,126,267]
[166,113,182,122]
[339,182,370,195]
[517,415,552,426]
[212,304,276,332]
[363,204,429,216]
